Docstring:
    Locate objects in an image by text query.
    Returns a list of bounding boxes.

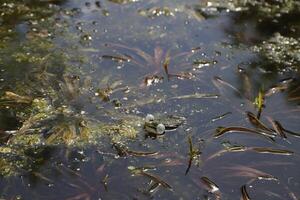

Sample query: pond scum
[0,0,300,199]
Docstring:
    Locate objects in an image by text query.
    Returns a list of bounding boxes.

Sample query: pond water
[0,1,300,199]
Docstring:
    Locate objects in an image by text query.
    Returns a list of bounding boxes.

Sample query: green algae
[138,7,175,18]
[0,138,47,177]
[253,33,300,72]
[0,102,141,176]
[100,121,139,143]
[197,0,300,16]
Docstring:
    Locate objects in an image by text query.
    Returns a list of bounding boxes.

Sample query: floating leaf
[214,126,275,139]
[251,147,293,155]
[170,93,219,100]
[246,111,275,134]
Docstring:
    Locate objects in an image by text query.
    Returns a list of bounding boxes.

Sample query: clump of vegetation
[0,146,22,177]
[246,0,300,17]
[0,86,149,176]
[138,7,175,18]
[101,120,139,143]
[195,0,300,18]
[253,33,300,72]
[0,1,58,30]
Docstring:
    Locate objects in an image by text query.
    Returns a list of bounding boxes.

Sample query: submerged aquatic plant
[102,43,200,86]
[253,90,264,118]
[241,185,251,200]
[112,142,158,157]
[128,165,172,192]
[0,91,32,107]
[185,136,201,175]
[200,176,221,200]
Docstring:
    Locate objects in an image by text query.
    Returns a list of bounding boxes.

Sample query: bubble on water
[145,114,154,122]
[156,123,165,134]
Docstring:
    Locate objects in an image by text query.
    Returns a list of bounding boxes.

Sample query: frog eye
[156,123,165,134]
[145,114,155,122]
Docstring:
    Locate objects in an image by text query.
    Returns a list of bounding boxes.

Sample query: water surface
[0,1,300,199]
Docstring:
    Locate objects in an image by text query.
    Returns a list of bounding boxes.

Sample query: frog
[143,114,186,136]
